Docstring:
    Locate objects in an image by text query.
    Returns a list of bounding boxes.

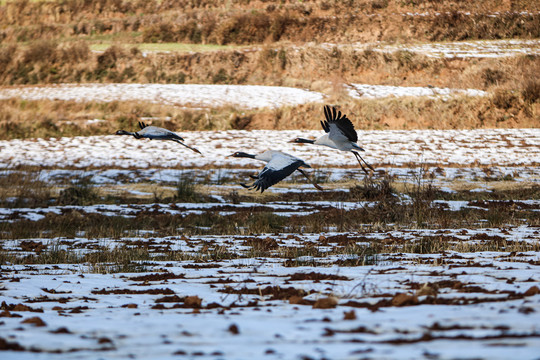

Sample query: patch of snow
[0,129,538,169]
[0,83,324,110]
[348,83,487,99]
[320,39,540,58]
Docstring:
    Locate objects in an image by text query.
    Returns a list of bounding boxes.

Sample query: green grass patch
[89,42,246,53]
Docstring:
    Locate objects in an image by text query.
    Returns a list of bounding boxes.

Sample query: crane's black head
[116,129,142,139]
[290,137,315,144]
[229,151,256,159]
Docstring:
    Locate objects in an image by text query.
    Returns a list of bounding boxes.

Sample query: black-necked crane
[291,105,374,174]
[116,122,201,154]
[229,150,323,193]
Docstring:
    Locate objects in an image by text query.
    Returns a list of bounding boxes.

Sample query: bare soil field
[0,1,539,359]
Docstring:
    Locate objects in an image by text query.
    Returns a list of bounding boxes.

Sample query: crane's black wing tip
[320,120,330,133]
[323,105,358,143]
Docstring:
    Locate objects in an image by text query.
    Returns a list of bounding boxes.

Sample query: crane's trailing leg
[172,139,202,155]
[352,151,375,174]
[297,169,324,191]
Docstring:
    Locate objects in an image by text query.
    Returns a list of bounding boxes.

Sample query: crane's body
[116,122,201,154]
[296,133,364,152]
[135,125,185,141]
[230,150,322,193]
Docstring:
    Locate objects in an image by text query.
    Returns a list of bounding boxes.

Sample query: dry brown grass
[522,78,540,103]
[0,170,51,208]
[0,40,538,137]
[2,39,538,88]
[1,1,539,45]
[1,167,538,240]
[0,98,243,139]
[0,91,537,141]
[0,1,538,135]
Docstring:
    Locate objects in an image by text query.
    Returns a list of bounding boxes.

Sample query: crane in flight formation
[115,105,372,192]
[291,105,374,174]
[116,121,202,154]
[229,150,323,193]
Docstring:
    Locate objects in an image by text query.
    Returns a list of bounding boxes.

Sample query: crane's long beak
[290,138,315,144]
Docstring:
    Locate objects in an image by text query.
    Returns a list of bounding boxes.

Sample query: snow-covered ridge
[0,129,538,169]
[0,82,488,108]
[0,84,324,110]
[400,11,540,17]
[320,39,540,58]
[348,84,486,99]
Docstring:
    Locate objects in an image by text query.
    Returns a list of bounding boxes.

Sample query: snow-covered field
[1,229,540,359]
[3,198,539,222]
[383,39,540,58]
[1,128,538,169]
[0,75,539,359]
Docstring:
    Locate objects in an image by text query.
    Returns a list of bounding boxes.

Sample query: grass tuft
[350,174,396,201]
[57,177,99,206]
[0,171,51,208]
[176,176,204,203]
[521,79,540,103]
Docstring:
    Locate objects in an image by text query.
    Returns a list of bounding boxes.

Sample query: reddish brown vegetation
[129,272,185,282]
[0,337,24,351]
[219,285,312,300]
[288,271,350,281]
[21,316,47,327]
[91,288,175,295]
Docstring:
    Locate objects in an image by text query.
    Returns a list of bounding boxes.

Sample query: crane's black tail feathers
[239,182,266,193]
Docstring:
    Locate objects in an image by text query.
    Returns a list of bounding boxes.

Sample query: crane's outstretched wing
[321,105,358,143]
[243,155,305,193]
